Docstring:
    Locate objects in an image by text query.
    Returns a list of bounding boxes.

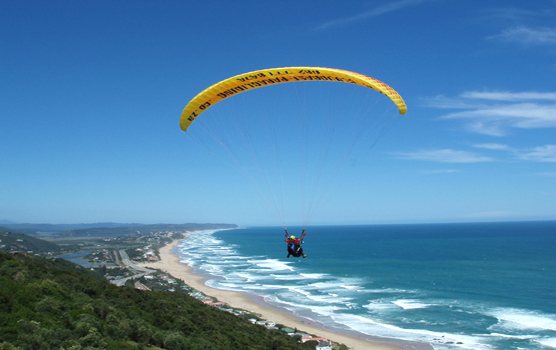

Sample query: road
[111,249,156,286]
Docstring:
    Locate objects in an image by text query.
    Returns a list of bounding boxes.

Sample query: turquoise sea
[174,221,556,350]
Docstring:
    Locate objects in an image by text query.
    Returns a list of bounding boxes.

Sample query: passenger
[284,230,307,258]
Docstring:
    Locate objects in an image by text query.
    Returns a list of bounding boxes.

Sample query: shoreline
[140,235,414,350]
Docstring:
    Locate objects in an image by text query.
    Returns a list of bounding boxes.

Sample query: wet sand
[140,236,404,350]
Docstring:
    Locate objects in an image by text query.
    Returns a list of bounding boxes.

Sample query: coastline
[140,235,406,350]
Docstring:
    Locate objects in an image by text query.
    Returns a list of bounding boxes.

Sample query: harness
[288,240,303,253]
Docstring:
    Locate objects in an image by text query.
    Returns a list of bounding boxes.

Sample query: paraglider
[180,67,406,258]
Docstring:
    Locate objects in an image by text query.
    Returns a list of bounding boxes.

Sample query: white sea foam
[364,300,399,311]
[305,293,352,304]
[248,258,294,271]
[537,337,556,348]
[240,285,270,290]
[300,273,329,279]
[486,308,556,332]
[272,295,345,316]
[306,304,348,315]
[226,272,268,283]
[271,274,307,280]
[281,285,313,298]
[217,282,240,289]
[330,313,492,350]
[261,284,291,290]
[488,333,539,340]
[392,299,431,310]
[307,281,342,290]
[340,284,360,290]
[360,287,415,294]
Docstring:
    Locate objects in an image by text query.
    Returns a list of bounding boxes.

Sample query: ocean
[174,221,556,350]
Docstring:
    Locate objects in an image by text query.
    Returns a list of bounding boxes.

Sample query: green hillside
[0,230,62,255]
[0,252,312,350]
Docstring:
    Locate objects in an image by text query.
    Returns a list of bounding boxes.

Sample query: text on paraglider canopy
[187,111,197,122]
[236,72,268,82]
[198,101,211,110]
[216,75,358,100]
[235,69,321,82]
[217,77,291,98]
[297,69,321,75]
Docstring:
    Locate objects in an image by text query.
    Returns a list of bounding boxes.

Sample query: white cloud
[517,144,556,162]
[473,143,556,162]
[427,92,556,136]
[473,143,512,151]
[424,95,488,109]
[394,144,556,164]
[461,91,556,101]
[444,103,556,134]
[488,26,556,45]
[423,91,556,164]
[393,149,493,163]
[314,0,427,30]
[465,121,506,136]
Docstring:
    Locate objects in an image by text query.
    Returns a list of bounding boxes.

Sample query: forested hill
[55,223,238,237]
[2,223,238,237]
[0,222,142,235]
[0,252,311,350]
[0,230,62,254]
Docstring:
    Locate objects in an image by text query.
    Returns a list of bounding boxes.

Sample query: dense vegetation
[0,231,62,254]
[0,252,313,350]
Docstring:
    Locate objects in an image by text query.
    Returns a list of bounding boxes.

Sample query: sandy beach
[139,236,403,350]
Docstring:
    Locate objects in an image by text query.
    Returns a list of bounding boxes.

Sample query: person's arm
[300,229,307,240]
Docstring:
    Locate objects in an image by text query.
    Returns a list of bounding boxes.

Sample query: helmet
[290,236,295,240]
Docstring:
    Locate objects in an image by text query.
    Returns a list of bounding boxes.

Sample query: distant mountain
[56,223,238,237]
[0,219,18,224]
[1,222,144,235]
[1,222,239,238]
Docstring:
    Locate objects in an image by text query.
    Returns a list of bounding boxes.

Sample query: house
[134,281,151,291]
[302,337,333,350]
[282,327,296,334]
[206,301,226,307]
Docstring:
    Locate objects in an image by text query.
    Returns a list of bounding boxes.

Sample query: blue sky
[1,0,555,226]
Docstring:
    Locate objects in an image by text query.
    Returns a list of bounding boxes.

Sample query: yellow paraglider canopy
[180,67,407,131]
